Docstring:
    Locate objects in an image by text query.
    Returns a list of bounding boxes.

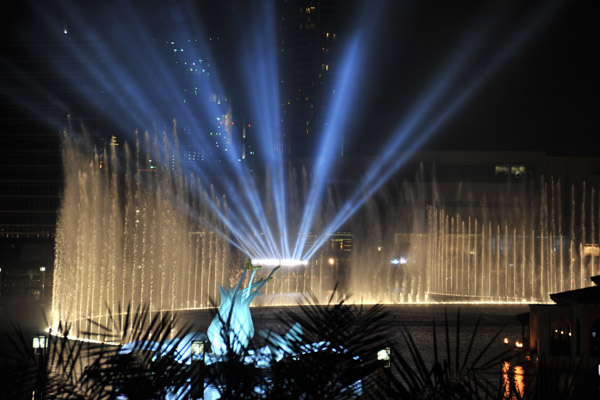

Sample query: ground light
[251,259,309,267]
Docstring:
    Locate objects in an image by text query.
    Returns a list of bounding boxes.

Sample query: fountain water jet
[52,133,600,333]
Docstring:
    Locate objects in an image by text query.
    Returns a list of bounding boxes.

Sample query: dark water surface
[178,303,529,366]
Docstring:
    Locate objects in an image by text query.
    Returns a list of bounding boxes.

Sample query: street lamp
[191,339,206,399]
[39,267,46,302]
[191,339,206,362]
[32,335,48,354]
[377,346,391,369]
[376,346,391,396]
[33,334,48,400]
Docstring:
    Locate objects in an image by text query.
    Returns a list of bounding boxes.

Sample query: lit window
[495,165,509,176]
[511,166,526,178]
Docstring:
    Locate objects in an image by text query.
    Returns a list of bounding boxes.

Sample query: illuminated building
[153,37,255,168]
[278,0,348,156]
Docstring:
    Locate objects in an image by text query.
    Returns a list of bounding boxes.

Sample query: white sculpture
[207,260,279,355]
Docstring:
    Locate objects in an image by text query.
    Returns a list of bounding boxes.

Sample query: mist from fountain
[51,131,344,332]
[46,1,579,333]
[54,128,600,337]
[347,170,600,304]
[51,132,233,332]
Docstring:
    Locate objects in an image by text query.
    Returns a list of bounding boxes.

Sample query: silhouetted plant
[5,295,595,400]
[263,289,391,399]
[1,303,195,400]
[82,303,194,399]
[387,309,524,400]
[512,356,600,400]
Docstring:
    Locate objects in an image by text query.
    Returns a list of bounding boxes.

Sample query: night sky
[1,0,598,156]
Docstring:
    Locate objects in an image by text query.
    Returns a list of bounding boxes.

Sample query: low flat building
[529,275,600,362]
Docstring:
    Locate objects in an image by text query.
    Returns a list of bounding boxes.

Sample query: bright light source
[377,347,391,368]
[191,340,205,361]
[328,258,335,266]
[503,337,509,344]
[40,266,46,272]
[377,347,390,361]
[515,341,523,348]
[391,257,407,265]
[33,335,48,349]
[251,259,308,267]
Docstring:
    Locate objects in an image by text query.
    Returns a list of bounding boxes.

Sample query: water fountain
[50,130,344,331]
[53,129,600,335]
[51,132,233,329]
[347,171,600,303]
[44,0,586,334]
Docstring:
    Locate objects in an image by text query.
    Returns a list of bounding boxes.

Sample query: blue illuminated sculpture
[207,260,280,356]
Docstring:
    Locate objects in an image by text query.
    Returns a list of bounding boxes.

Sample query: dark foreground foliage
[0,304,195,399]
[2,298,598,399]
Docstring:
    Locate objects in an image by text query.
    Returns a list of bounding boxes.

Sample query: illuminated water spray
[49,0,575,331]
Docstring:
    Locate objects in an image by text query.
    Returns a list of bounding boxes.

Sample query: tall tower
[278,0,344,156]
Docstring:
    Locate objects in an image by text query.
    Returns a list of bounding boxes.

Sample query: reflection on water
[502,361,525,399]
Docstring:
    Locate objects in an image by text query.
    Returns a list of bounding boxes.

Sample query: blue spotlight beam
[52,1,287,259]
[28,0,563,267]
[291,35,364,260]
[240,1,291,259]
[303,1,564,261]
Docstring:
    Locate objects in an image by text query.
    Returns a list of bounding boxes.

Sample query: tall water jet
[53,131,600,330]
[347,170,599,304]
[51,132,233,331]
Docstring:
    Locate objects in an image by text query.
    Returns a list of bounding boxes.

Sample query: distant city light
[390,257,407,265]
[328,257,335,266]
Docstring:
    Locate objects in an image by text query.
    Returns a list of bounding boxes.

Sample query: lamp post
[190,339,206,399]
[39,266,46,302]
[33,334,48,400]
[376,346,391,398]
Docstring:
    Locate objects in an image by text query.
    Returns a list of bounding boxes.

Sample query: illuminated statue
[207,260,279,356]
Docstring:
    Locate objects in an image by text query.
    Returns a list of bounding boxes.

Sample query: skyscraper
[278,0,346,156]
